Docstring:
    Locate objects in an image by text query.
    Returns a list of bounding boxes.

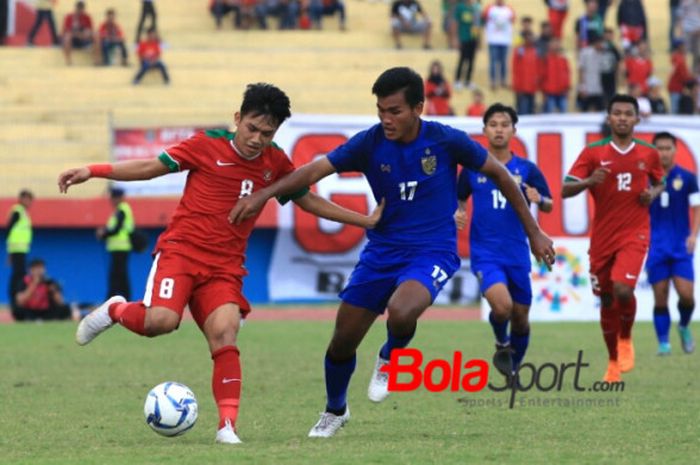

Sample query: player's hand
[365,198,385,229]
[229,192,267,225]
[58,167,90,193]
[585,168,610,187]
[454,209,467,230]
[639,188,655,205]
[95,227,106,240]
[529,229,556,271]
[523,183,541,204]
[687,235,697,253]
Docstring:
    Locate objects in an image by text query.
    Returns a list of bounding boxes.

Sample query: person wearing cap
[97,187,133,300]
[6,189,34,308]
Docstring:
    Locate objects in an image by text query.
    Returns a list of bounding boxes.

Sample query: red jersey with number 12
[567,137,663,256]
[155,129,295,274]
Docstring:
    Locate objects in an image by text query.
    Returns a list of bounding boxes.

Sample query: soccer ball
[144,382,198,437]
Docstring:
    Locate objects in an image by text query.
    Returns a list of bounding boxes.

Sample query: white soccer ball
[144,382,198,437]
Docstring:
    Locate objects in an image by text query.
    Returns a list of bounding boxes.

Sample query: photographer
[12,259,71,321]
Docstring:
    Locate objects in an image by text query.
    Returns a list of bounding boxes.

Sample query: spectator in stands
[12,258,71,322]
[133,27,169,85]
[6,189,33,309]
[575,0,603,50]
[210,0,242,29]
[97,187,134,301]
[309,0,346,30]
[625,40,653,94]
[678,78,698,114]
[27,0,60,46]
[600,27,622,107]
[668,40,692,113]
[98,8,127,66]
[442,0,458,48]
[482,0,515,90]
[390,0,432,49]
[513,15,534,48]
[647,77,668,114]
[512,30,540,115]
[62,1,96,65]
[679,0,700,71]
[135,0,157,43]
[269,0,301,30]
[535,20,553,57]
[616,0,647,50]
[670,0,682,50]
[424,60,454,115]
[544,0,568,39]
[629,82,652,118]
[453,0,480,91]
[541,37,570,113]
[0,0,8,44]
[466,87,486,116]
[577,33,605,112]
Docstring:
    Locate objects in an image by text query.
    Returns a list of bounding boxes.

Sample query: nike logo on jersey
[217,160,237,166]
[625,273,637,279]
[601,161,613,166]
[222,378,241,384]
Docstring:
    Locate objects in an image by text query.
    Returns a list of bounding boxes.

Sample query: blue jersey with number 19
[327,120,488,252]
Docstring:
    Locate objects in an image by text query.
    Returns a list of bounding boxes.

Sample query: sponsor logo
[217,160,237,167]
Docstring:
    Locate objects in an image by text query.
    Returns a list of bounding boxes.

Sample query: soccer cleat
[367,355,390,403]
[75,296,125,346]
[492,343,513,378]
[215,419,242,444]
[678,326,696,354]
[308,407,350,438]
[617,337,635,372]
[657,342,672,356]
[603,360,621,383]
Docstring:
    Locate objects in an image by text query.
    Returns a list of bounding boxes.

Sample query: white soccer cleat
[308,407,350,438]
[215,419,242,444]
[367,355,390,403]
[75,296,125,346]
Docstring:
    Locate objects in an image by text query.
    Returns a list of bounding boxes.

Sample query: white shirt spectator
[482,3,515,46]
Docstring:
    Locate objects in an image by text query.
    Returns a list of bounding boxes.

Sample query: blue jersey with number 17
[327,120,488,252]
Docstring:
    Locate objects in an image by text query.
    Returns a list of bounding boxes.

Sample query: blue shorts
[472,262,532,306]
[339,245,460,314]
[645,252,694,285]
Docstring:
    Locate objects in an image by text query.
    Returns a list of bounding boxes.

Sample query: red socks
[212,346,242,429]
[600,303,620,361]
[618,295,637,339]
[108,301,147,335]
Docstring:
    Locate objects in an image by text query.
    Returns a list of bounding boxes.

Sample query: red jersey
[63,12,92,34]
[624,56,653,93]
[99,21,123,40]
[155,129,296,274]
[668,51,691,93]
[567,137,663,256]
[138,39,161,61]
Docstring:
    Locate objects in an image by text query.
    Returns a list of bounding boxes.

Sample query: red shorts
[143,249,251,330]
[589,240,648,296]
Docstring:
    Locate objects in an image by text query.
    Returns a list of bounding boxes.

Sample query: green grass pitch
[1,318,698,464]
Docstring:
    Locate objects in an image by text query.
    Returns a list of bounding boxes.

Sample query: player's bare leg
[484,284,514,378]
[614,282,636,373]
[673,276,696,353]
[652,279,672,355]
[203,303,243,445]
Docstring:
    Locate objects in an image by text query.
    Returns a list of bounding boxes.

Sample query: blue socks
[678,302,694,328]
[324,352,356,414]
[489,311,510,345]
[653,306,671,344]
[379,325,415,361]
[510,330,530,370]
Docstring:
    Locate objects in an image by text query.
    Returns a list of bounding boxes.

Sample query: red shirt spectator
[625,54,653,94]
[99,20,124,40]
[668,47,692,93]
[63,11,92,34]
[466,102,486,116]
[512,41,541,94]
[541,51,570,95]
[138,38,161,61]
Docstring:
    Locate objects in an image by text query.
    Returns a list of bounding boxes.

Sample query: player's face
[607,102,639,138]
[376,91,423,143]
[654,138,676,170]
[483,112,515,150]
[233,112,279,158]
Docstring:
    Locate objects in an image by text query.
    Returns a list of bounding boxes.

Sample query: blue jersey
[327,120,488,252]
[457,154,551,268]
[649,165,700,258]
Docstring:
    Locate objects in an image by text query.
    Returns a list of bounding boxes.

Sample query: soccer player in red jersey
[57,83,383,445]
[562,94,664,382]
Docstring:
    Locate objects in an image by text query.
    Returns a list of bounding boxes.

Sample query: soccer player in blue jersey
[454,103,552,383]
[229,67,555,438]
[648,131,699,355]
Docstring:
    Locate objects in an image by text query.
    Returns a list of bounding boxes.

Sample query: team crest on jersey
[477,176,487,184]
[263,170,272,182]
[673,176,683,191]
[638,161,646,170]
[381,164,392,173]
[421,155,437,175]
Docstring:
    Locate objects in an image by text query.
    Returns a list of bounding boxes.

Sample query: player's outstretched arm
[294,193,385,229]
[58,159,171,193]
[229,157,337,225]
[561,168,609,198]
[480,155,555,268]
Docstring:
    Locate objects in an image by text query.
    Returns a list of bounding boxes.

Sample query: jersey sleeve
[159,132,207,172]
[647,148,664,185]
[566,147,594,181]
[270,148,311,205]
[687,172,700,207]
[526,163,552,199]
[327,130,371,174]
[456,169,473,201]
[448,128,488,171]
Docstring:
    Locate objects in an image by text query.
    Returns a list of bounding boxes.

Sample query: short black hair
[372,67,424,108]
[29,258,45,268]
[239,83,292,127]
[483,103,518,126]
[19,189,34,200]
[607,94,639,115]
[653,131,676,145]
[110,187,125,199]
